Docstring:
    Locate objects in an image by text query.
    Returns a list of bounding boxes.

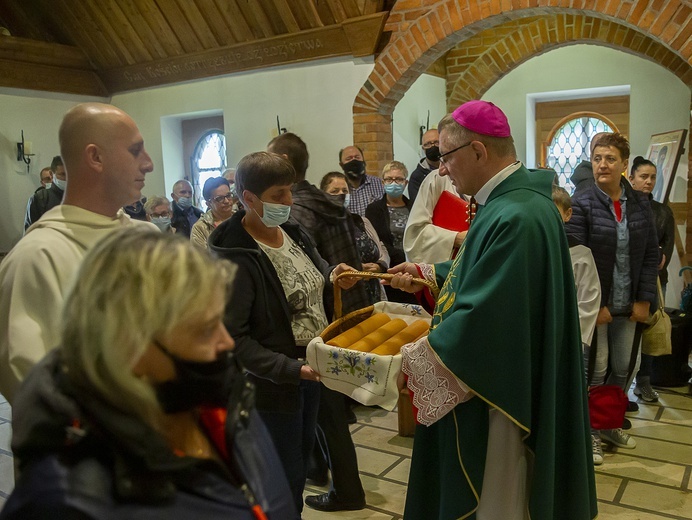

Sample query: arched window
[545,114,615,193]
[192,130,226,210]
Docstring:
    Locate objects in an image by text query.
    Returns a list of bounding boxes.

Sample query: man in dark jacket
[24,156,65,231]
[408,128,441,204]
[170,179,203,237]
[268,133,371,315]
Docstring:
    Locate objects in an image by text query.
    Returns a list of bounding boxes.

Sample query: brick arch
[446,14,691,110]
[353,1,692,175]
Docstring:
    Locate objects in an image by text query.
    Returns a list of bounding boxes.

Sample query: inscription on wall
[102,29,345,92]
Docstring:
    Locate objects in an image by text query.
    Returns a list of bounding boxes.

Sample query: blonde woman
[144,195,175,233]
[2,229,296,520]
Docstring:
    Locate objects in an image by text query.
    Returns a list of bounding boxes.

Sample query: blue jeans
[258,380,320,514]
[592,317,642,390]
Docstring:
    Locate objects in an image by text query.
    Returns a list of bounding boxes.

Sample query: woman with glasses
[366,161,417,303]
[191,176,235,249]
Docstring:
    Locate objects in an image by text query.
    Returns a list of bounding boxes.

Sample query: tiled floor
[2,383,691,519]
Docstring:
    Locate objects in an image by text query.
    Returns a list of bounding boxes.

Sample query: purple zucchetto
[452,100,511,138]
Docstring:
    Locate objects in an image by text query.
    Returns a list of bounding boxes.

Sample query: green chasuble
[405,166,597,519]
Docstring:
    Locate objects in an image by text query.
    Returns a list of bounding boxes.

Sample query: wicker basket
[306,271,437,414]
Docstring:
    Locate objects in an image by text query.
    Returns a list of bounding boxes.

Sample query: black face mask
[324,193,347,207]
[154,342,239,414]
[342,159,366,180]
[425,146,441,163]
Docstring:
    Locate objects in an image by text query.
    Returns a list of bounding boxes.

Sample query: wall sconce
[276,115,287,134]
[419,110,430,145]
[17,130,34,171]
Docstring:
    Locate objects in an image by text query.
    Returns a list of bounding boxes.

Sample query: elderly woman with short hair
[144,195,174,233]
[190,176,235,248]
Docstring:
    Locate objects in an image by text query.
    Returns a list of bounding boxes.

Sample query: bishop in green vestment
[390,101,597,520]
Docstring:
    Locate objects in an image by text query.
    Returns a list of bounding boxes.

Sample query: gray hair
[60,228,235,429]
[143,196,171,214]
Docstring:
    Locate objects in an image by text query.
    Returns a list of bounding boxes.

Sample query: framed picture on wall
[645,129,687,203]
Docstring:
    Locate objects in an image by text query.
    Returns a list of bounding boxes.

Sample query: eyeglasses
[383,177,406,185]
[150,211,171,218]
[422,140,439,149]
[438,142,472,164]
[210,193,233,204]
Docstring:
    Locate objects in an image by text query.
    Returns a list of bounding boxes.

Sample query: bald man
[0,103,155,403]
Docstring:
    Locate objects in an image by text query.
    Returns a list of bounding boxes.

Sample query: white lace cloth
[401,336,473,426]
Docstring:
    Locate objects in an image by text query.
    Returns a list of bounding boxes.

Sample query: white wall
[392,73,447,177]
[483,44,691,306]
[0,89,108,252]
[111,56,375,196]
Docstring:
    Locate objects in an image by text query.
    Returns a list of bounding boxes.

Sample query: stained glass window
[192,131,226,210]
[547,116,613,194]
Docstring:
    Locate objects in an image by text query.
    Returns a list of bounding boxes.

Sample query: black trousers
[313,386,365,503]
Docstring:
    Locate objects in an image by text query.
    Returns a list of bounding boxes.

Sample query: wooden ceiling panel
[154,0,204,53]
[0,0,390,95]
[236,0,275,40]
[193,0,237,47]
[133,0,185,56]
[265,0,298,33]
[213,0,254,42]
[81,0,137,65]
[173,0,219,50]
[115,0,168,60]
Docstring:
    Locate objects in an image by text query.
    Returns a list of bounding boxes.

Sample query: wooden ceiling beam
[174,0,219,50]
[0,35,92,69]
[313,0,337,26]
[236,0,275,39]
[0,2,44,41]
[132,0,185,57]
[0,57,107,96]
[213,0,254,43]
[339,0,363,18]
[295,0,324,29]
[324,0,348,24]
[100,12,387,93]
[362,0,384,16]
[193,0,237,46]
[270,0,301,33]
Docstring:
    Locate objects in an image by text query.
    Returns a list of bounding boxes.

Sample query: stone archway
[352,0,691,263]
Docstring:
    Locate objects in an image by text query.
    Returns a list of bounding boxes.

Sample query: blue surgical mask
[255,200,291,227]
[52,175,67,191]
[177,197,192,209]
[384,183,405,198]
[151,216,171,232]
[44,183,52,190]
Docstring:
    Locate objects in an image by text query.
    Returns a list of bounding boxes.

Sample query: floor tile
[620,480,692,518]
[628,417,692,445]
[604,436,692,466]
[355,446,401,476]
[594,473,623,502]
[597,452,687,487]
[354,406,398,432]
[654,389,692,411]
[0,454,14,497]
[381,458,410,484]
[0,424,11,454]
[596,501,680,519]
[0,399,10,423]
[360,474,407,516]
[351,426,413,456]
[658,406,692,427]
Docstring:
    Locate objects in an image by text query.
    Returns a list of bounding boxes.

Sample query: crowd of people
[0,98,676,520]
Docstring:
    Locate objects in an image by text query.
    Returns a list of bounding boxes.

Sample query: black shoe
[305,491,365,512]
[621,417,632,430]
[626,400,639,413]
[345,407,357,425]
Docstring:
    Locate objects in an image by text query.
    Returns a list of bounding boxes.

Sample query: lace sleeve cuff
[401,336,473,426]
[415,263,436,286]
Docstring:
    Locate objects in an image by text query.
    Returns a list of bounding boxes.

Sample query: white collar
[474,161,521,205]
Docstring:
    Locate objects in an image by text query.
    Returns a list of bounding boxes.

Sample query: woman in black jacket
[566,133,658,456]
[628,156,675,402]
[1,229,296,520]
[209,152,355,515]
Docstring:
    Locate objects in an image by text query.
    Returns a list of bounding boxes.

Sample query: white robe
[0,205,154,403]
[570,244,601,347]
[402,170,461,264]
